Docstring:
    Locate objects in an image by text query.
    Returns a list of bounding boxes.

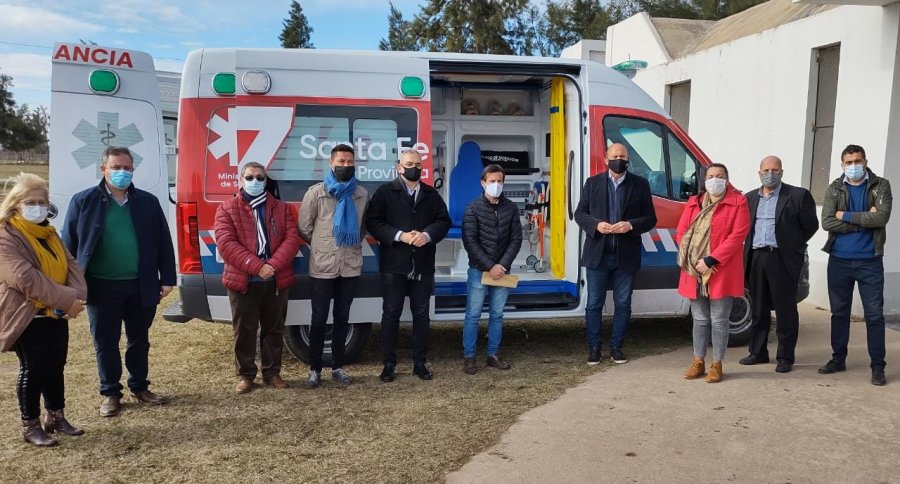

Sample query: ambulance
[50,44,770,364]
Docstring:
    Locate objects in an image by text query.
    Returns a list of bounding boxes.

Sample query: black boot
[22,418,58,447]
[44,409,84,436]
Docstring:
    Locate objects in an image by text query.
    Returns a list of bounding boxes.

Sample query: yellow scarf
[7,215,69,317]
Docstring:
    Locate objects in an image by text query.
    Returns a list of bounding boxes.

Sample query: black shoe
[775,361,793,373]
[587,347,601,366]
[413,363,433,380]
[379,362,396,383]
[817,359,846,374]
[872,368,886,386]
[610,348,628,364]
[739,354,770,365]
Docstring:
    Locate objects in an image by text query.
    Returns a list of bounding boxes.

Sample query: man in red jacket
[214,162,302,393]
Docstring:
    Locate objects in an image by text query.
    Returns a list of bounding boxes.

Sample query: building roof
[653,0,837,59]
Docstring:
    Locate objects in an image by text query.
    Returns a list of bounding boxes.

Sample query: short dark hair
[841,144,866,160]
[705,162,729,178]
[481,164,505,181]
[699,163,729,195]
[102,146,134,165]
[331,144,355,159]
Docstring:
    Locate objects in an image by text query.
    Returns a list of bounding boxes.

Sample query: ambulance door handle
[567,150,575,220]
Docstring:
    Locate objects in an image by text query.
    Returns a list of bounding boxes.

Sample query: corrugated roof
[653,0,837,59]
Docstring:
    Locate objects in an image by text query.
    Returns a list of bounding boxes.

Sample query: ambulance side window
[666,132,700,200]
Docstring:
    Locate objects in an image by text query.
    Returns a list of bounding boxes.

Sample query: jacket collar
[831,167,882,190]
[95,178,136,198]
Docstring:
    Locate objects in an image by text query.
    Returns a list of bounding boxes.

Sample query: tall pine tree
[279,1,314,49]
[379,2,417,51]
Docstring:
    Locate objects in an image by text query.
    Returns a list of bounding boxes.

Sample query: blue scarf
[324,169,360,247]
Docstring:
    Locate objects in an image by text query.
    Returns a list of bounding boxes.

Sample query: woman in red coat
[676,163,750,383]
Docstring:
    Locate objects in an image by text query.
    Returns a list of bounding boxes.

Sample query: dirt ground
[0,291,691,484]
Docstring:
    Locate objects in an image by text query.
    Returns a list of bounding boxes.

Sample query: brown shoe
[132,389,166,405]
[99,396,121,417]
[487,354,511,370]
[463,358,478,375]
[235,378,254,394]
[706,360,723,383]
[43,409,84,436]
[22,418,58,447]
[264,375,289,389]
[684,357,706,380]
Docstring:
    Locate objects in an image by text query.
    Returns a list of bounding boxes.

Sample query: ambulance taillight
[177,202,202,274]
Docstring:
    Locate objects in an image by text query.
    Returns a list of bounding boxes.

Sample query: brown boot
[22,418,58,447]
[684,357,706,379]
[486,354,511,370]
[463,358,477,375]
[235,378,254,394]
[706,360,723,383]
[263,375,289,389]
[43,409,84,436]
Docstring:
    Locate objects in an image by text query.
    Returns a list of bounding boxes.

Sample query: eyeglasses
[243,175,266,182]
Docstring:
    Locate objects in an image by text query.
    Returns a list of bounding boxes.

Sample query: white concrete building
[600,0,900,318]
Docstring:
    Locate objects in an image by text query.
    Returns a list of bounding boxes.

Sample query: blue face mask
[844,164,865,181]
[243,179,265,196]
[108,169,133,189]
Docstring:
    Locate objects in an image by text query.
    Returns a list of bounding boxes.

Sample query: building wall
[612,4,900,316]
[605,12,671,67]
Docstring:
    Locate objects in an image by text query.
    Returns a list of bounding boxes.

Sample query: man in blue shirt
[818,144,893,386]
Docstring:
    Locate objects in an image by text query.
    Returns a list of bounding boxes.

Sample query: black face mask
[401,166,422,182]
[608,158,629,174]
[333,165,355,182]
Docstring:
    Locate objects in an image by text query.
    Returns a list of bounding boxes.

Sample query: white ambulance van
[51,46,773,364]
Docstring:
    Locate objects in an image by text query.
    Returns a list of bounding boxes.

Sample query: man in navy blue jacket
[574,143,657,366]
[62,146,176,417]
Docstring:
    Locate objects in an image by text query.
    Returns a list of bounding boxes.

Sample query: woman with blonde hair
[675,163,750,383]
[0,173,87,447]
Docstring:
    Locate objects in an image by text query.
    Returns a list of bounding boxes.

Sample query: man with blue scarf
[298,144,369,387]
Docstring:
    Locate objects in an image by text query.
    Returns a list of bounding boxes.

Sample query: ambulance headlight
[241,71,271,94]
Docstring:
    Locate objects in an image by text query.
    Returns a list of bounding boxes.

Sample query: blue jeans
[827,256,886,370]
[463,268,510,358]
[86,278,157,397]
[585,253,635,350]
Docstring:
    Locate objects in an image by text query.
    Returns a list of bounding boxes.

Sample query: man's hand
[836,211,845,219]
[410,231,429,247]
[489,264,506,280]
[870,206,878,212]
[597,221,613,234]
[66,299,86,318]
[258,264,276,279]
[610,221,632,234]
[160,285,174,300]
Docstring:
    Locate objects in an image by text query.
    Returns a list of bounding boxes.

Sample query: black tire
[283,323,372,366]
[727,288,753,347]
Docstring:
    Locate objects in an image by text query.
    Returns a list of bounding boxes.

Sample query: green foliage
[629,0,766,20]
[279,0,314,49]
[379,2,417,51]
[0,70,47,153]
[406,0,540,55]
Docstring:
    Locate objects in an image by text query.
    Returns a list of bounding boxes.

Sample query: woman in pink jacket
[676,163,750,383]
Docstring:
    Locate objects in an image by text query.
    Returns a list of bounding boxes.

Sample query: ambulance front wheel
[283,323,373,366]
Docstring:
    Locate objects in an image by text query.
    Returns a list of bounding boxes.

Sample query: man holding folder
[461,164,523,374]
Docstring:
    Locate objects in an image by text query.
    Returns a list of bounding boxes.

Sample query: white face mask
[484,182,503,198]
[705,178,727,196]
[20,204,49,224]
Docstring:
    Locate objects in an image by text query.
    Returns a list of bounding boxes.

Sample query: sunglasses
[243,175,266,182]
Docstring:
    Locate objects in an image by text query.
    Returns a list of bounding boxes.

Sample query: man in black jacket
[461,164,523,374]
[365,150,451,382]
[740,156,818,373]
[574,143,657,365]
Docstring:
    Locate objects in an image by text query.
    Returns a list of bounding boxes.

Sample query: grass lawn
[0,162,49,182]
[0,291,691,483]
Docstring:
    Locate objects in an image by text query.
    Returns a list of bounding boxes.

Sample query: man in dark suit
[365,150,451,382]
[740,155,818,373]
[574,143,657,365]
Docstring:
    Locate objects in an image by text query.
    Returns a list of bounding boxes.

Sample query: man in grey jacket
[461,164,523,374]
[298,144,369,387]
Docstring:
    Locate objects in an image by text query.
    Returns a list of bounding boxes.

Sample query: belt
[753,246,779,252]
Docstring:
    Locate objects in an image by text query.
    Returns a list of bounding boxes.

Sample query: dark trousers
[227,280,289,380]
[747,250,800,363]
[585,252,635,350]
[380,272,434,365]
[827,256,886,370]
[309,276,359,371]
[13,317,68,420]
[86,277,157,397]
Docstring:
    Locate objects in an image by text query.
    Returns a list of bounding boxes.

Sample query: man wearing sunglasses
[214,162,302,394]
[366,150,451,382]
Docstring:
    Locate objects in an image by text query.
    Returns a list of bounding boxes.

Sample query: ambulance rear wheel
[283,323,372,366]
[726,288,753,347]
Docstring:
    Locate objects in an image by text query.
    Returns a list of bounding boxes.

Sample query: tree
[379,2,417,51]
[279,0,314,49]
[0,69,47,154]
[0,70,17,149]
[542,0,615,57]
[628,0,766,20]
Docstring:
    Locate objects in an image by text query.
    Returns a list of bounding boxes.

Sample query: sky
[0,0,425,110]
